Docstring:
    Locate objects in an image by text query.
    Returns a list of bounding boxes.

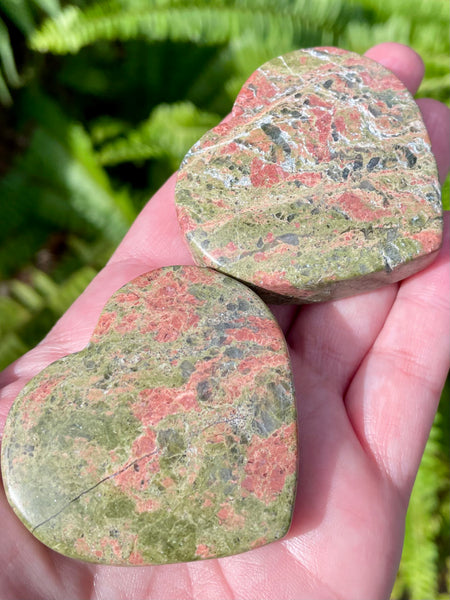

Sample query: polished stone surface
[1,266,297,565]
[175,47,442,303]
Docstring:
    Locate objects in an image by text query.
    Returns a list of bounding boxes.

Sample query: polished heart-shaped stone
[175,47,442,303]
[1,266,297,565]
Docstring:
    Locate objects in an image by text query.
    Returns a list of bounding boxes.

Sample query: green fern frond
[0,126,133,242]
[0,0,64,103]
[29,0,346,54]
[418,74,450,96]
[96,101,219,168]
[0,69,11,104]
[187,22,315,114]
[29,268,59,302]
[1,0,61,32]
[90,117,129,145]
[30,0,61,18]
[96,132,165,166]
[0,265,97,369]
[66,124,137,229]
[0,0,35,35]
[342,15,411,55]
[65,236,116,272]
[0,92,136,260]
[392,411,449,599]
[349,0,449,23]
[0,17,21,85]
[42,264,96,314]
[0,296,29,335]
[10,278,45,311]
[0,16,20,103]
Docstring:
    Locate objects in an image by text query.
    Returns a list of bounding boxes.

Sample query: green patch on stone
[137,512,198,564]
[103,495,136,519]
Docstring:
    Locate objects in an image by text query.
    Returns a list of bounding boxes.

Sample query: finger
[287,286,397,406]
[364,42,425,95]
[417,98,450,184]
[344,213,450,498]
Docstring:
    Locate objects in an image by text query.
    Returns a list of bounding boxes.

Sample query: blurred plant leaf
[0,91,136,277]
[0,265,96,369]
[0,16,20,103]
[392,408,450,599]
[349,0,449,22]
[0,17,21,84]
[0,0,35,34]
[29,0,346,54]
[0,0,64,104]
[95,101,220,169]
[30,0,61,18]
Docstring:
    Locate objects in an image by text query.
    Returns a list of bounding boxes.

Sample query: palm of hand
[1,43,449,600]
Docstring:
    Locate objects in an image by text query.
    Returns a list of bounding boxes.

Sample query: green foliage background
[0,1,448,597]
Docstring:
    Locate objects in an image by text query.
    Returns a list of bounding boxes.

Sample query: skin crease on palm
[0,43,449,600]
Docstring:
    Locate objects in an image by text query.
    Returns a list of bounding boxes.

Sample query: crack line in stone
[31,448,159,533]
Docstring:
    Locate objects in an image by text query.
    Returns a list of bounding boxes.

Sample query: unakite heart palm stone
[175,47,442,303]
[2,266,297,565]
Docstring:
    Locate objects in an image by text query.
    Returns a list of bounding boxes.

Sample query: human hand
[1,42,449,600]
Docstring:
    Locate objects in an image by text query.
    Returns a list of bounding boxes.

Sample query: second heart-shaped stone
[2,266,297,565]
[175,47,442,303]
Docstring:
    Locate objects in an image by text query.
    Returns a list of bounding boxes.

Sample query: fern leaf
[0,126,133,243]
[26,265,97,315]
[0,296,29,335]
[343,15,411,56]
[418,74,450,96]
[29,0,346,54]
[90,117,129,145]
[392,412,449,599]
[30,0,61,18]
[29,268,59,301]
[0,15,21,104]
[50,265,96,314]
[0,68,11,104]
[0,91,137,256]
[96,101,219,168]
[9,279,44,311]
[66,235,116,271]
[0,265,97,369]
[97,137,165,166]
[0,0,35,35]
[0,17,21,86]
[348,0,449,23]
